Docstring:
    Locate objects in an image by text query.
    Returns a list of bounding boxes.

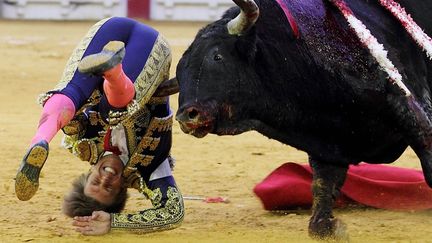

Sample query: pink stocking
[103,64,135,108]
[30,94,76,146]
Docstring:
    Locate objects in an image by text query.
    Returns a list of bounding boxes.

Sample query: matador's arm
[110,175,184,232]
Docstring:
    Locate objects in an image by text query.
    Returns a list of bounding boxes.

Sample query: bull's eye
[213,54,223,61]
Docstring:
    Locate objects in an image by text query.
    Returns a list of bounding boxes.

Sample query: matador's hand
[72,211,111,235]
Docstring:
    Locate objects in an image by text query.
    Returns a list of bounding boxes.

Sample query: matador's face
[84,154,124,204]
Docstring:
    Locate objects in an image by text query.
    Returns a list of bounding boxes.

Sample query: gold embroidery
[52,18,110,92]
[63,131,102,165]
[62,113,88,136]
[62,120,83,136]
[145,114,173,137]
[121,114,171,170]
[129,154,154,167]
[131,106,152,129]
[71,138,100,164]
[111,187,184,232]
[148,138,160,151]
[134,35,172,110]
[119,104,151,154]
[138,177,155,200]
[62,135,77,154]
[76,90,102,115]
[108,100,139,127]
[121,122,136,155]
[136,137,161,152]
[140,155,154,167]
[123,166,137,179]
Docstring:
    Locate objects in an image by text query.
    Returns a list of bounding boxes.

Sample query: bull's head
[175,0,262,138]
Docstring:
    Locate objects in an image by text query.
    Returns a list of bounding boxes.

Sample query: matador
[14,17,184,235]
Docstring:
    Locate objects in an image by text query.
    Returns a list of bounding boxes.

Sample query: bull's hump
[281,0,381,84]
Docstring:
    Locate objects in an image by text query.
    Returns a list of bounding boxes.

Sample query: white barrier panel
[150,0,235,21]
[1,0,127,20]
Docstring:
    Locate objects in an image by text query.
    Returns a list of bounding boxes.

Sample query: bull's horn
[153,77,179,97]
[227,0,259,36]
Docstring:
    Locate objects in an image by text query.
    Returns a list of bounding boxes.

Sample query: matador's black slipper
[15,140,49,201]
[78,41,126,75]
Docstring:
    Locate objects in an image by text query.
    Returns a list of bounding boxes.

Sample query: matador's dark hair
[62,173,128,217]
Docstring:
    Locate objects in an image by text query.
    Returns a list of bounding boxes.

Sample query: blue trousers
[60,17,159,109]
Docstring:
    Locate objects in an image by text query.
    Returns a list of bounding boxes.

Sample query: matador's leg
[78,41,135,108]
[15,94,75,201]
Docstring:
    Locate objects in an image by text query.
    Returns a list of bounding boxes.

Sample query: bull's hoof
[309,218,349,242]
[78,40,125,75]
[15,140,49,201]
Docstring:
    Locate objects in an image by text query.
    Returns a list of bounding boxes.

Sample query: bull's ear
[153,77,179,97]
[235,28,257,61]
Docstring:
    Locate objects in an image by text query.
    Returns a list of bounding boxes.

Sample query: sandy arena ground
[0,19,431,243]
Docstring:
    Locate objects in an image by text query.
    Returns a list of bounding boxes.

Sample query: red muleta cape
[254,162,432,211]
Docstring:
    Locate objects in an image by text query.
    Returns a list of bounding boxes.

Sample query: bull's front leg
[308,157,349,241]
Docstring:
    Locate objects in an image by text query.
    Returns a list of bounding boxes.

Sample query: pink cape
[253,162,432,211]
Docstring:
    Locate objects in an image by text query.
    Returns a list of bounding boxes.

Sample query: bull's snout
[175,104,216,138]
[176,106,203,125]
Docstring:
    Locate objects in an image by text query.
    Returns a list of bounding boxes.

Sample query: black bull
[169,0,432,240]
